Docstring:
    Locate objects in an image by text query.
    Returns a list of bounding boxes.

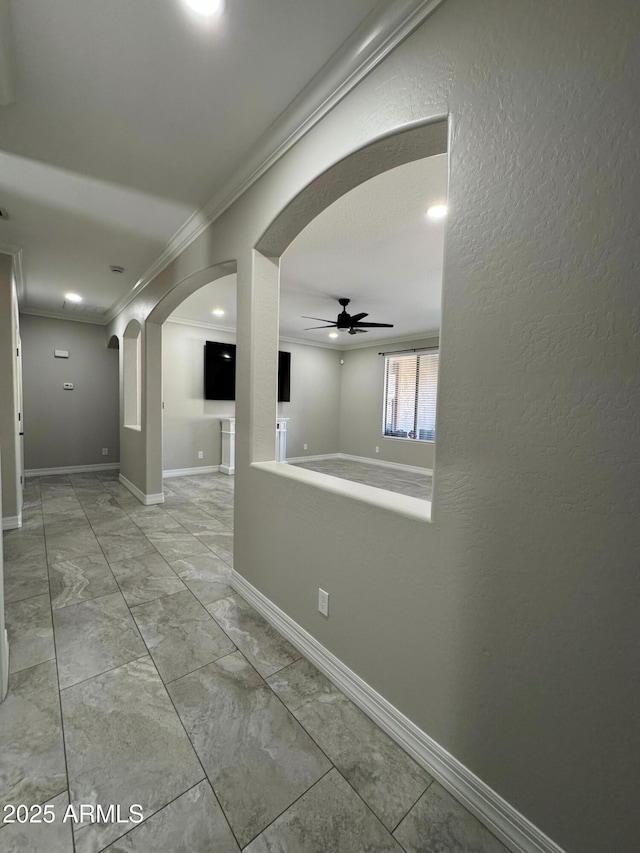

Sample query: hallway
[2,472,506,852]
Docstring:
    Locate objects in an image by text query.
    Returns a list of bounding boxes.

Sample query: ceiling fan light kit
[302,297,394,336]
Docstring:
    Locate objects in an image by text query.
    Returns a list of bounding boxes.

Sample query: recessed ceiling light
[212,308,225,317]
[110,265,125,274]
[65,292,82,303]
[184,0,225,16]
[426,204,448,220]
[329,332,339,339]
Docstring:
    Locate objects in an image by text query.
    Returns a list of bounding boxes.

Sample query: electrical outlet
[303,443,308,451]
[375,446,379,453]
[318,588,329,617]
[101,448,108,456]
[198,451,204,459]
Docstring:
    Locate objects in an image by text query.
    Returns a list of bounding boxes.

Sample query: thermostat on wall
[55,350,69,358]
[63,383,74,390]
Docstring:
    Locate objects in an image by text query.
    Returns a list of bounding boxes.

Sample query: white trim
[165,317,236,334]
[219,464,235,476]
[284,453,342,465]
[232,572,567,853]
[19,308,108,326]
[104,0,447,323]
[0,242,25,304]
[0,628,8,703]
[163,465,220,478]
[119,473,164,506]
[285,452,431,477]
[341,330,440,351]
[24,463,120,478]
[2,514,22,531]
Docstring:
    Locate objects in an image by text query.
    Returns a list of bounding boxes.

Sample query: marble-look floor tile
[61,656,204,853]
[169,553,234,605]
[164,507,228,535]
[109,552,186,606]
[266,658,341,712]
[206,595,301,678]
[49,553,119,610]
[45,527,102,565]
[146,532,210,562]
[3,532,46,563]
[3,555,50,603]
[131,589,236,682]
[168,651,330,847]
[0,660,67,807]
[393,782,508,852]
[53,591,146,689]
[1,791,73,853]
[293,690,432,830]
[195,531,234,564]
[95,526,157,563]
[43,515,92,537]
[6,594,55,674]
[244,769,404,853]
[128,508,187,535]
[103,780,240,853]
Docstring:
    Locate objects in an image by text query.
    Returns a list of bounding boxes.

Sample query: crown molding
[165,316,236,334]
[104,0,447,324]
[19,307,108,326]
[0,241,24,302]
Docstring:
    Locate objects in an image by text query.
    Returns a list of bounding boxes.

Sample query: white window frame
[382,348,439,443]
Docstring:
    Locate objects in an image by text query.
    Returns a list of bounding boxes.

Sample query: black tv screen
[204,342,291,402]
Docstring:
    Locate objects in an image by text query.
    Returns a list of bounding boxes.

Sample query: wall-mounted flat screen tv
[204,342,291,402]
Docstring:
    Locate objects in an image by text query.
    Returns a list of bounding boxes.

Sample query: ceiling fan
[303,298,394,335]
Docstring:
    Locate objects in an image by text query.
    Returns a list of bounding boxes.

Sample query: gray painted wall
[162,322,236,471]
[278,341,341,459]
[162,323,342,469]
[109,2,640,850]
[21,315,119,470]
[339,337,438,470]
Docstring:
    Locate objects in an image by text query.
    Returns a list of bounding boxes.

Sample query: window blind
[382,350,438,441]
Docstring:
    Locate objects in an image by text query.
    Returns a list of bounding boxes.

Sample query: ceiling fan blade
[304,324,337,330]
[301,316,336,324]
[348,328,368,334]
[349,312,368,323]
[352,321,394,328]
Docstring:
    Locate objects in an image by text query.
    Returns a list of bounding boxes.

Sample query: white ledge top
[251,460,432,523]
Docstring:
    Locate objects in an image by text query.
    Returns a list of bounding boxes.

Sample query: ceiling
[170,153,447,346]
[0,0,386,318]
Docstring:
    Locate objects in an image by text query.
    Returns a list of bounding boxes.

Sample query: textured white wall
[109,2,640,850]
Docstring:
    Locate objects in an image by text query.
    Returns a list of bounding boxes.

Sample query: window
[382,350,439,441]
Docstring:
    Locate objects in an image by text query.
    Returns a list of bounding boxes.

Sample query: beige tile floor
[1,471,505,852]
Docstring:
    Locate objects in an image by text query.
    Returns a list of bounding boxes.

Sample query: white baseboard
[340,453,432,477]
[286,452,431,476]
[284,453,341,464]
[119,473,164,506]
[25,463,120,478]
[2,514,22,531]
[0,628,8,702]
[220,464,235,475]
[163,465,221,478]
[231,572,565,853]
